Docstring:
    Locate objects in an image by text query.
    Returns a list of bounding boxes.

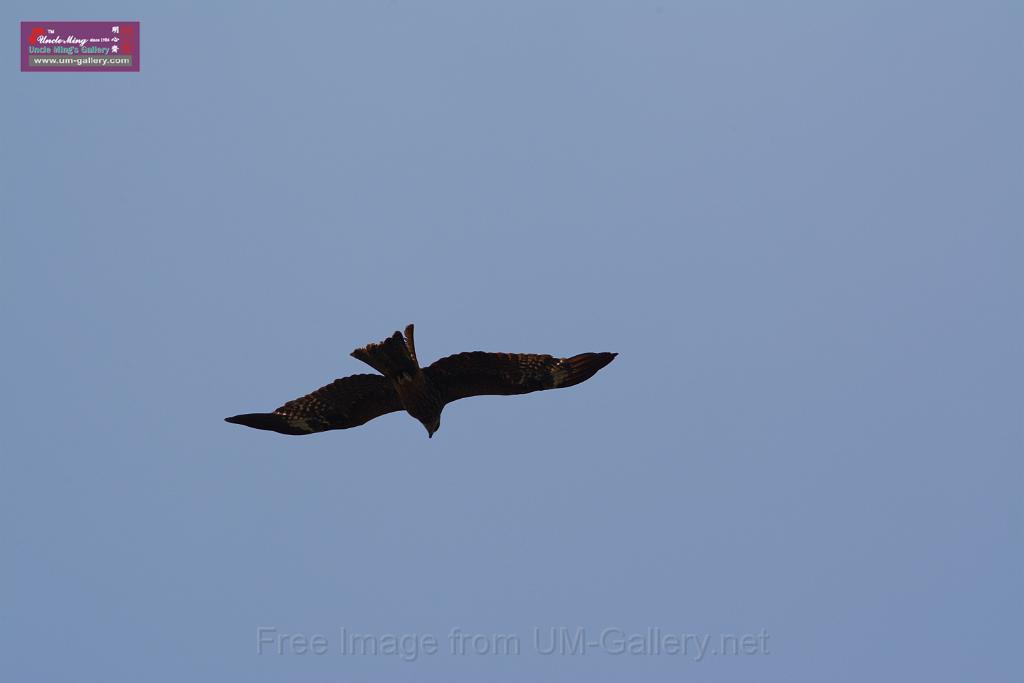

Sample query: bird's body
[225,324,616,438]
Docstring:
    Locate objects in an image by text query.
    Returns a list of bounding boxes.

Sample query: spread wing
[425,351,616,405]
[225,374,401,435]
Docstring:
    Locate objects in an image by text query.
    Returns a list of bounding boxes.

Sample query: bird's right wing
[425,351,616,405]
[225,373,402,435]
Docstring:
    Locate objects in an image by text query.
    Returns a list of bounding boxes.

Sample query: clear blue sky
[3,2,1021,681]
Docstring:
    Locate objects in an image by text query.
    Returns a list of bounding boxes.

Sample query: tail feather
[351,325,419,378]
[556,352,617,388]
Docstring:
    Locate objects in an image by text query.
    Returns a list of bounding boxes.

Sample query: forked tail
[351,324,420,379]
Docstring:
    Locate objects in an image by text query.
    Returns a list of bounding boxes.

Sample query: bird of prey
[225,324,616,438]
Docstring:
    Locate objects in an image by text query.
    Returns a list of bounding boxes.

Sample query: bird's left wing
[225,373,401,435]
[425,351,616,405]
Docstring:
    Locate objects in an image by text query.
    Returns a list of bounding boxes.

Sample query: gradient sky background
[3,2,1021,681]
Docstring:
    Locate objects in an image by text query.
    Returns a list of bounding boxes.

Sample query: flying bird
[225,324,616,438]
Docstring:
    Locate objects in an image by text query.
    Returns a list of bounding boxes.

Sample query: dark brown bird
[225,324,616,438]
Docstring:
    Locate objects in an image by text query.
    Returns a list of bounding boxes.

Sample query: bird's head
[422,415,441,439]
[408,400,444,439]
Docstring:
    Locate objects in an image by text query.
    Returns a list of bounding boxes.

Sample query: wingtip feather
[225,413,310,436]
[557,351,617,388]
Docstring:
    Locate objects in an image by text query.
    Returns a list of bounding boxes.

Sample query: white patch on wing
[279,414,314,433]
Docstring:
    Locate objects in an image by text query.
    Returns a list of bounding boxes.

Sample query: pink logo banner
[21,21,139,72]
